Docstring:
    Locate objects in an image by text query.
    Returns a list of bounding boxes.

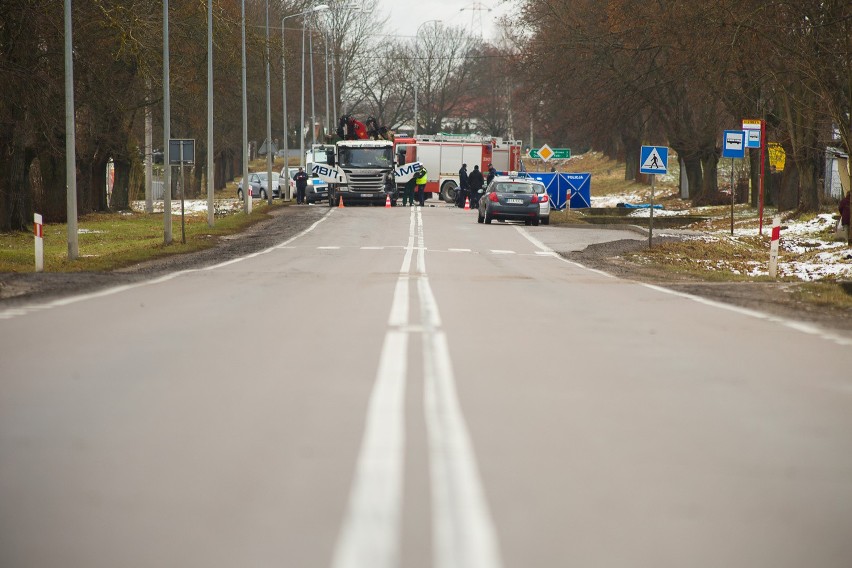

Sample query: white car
[237,172,280,200]
[283,167,329,203]
[532,180,551,225]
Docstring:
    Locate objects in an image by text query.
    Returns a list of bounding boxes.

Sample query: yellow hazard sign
[768,142,785,172]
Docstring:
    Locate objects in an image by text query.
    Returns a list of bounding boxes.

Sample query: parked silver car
[237,172,281,200]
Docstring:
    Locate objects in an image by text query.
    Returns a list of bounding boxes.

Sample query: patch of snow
[628,208,693,217]
[130,199,244,215]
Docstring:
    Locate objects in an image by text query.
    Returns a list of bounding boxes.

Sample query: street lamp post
[413,20,441,136]
[241,0,250,214]
[265,0,273,206]
[207,0,214,225]
[64,0,79,258]
[282,5,328,179]
[309,19,316,147]
[324,32,330,137]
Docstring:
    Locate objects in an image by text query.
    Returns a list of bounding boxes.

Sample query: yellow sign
[742,119,762,130]
[768,142,785,172]
[537,144,554,162]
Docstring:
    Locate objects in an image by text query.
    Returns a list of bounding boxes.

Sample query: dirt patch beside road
[566,238,852,333]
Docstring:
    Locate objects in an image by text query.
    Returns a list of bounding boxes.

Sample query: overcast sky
[373,0,515,42]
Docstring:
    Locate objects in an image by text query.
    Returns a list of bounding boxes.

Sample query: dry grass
[0,202,279,273]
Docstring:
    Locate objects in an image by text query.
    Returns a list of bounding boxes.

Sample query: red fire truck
[393,134,522,203]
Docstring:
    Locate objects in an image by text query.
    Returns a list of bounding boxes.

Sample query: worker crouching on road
[414,167,428,207]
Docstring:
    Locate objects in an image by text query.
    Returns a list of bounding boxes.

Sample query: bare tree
[408,22,478,134]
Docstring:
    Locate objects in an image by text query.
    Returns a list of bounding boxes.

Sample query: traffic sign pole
[649,174,655,248]
[730,158,735,235]
[759,120,766,235]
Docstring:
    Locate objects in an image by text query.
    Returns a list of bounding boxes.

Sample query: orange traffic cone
[464,196,470,210]
[338,195,345,208]
[385,194,391,208]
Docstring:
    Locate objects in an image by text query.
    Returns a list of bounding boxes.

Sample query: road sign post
[723,130,746,235]
[170,139,195,245]
[743,119,766,235]
[640,146,669,248]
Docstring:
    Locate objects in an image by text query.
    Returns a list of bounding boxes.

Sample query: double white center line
[332,209,502,568]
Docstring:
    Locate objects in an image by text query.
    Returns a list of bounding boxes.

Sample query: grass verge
[0,200,281,273]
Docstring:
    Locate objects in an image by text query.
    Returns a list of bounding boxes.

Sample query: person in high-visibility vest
[414,167,428,207]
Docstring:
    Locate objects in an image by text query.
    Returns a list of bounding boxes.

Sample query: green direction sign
[529,147,571,160]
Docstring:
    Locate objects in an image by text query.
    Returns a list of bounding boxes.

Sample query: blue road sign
[745,129,761,149]
[640,146,668,175]
[722,130,746,159]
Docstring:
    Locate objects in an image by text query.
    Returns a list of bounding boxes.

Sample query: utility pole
[64,0,78,259]
[145,78,153,214]
[163,0,172,243]
[207,0,214,226]
[242,0,251,214]
[265,0,273,206]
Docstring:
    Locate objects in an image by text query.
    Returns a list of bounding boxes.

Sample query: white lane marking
[418,215,503,568]
[332,207,416,568]
[448,248,471,253]
[318,246,341,250]
[0,210,334,320]
[361,246,385,250]
[331,330,408,568]
[516,226,852,346]
[490,250,515,255]
[640,282,852,347]
[423,328,503,568]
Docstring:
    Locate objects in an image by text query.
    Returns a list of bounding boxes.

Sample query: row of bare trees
[516,0,851,210]
[0,0,383,231]
[342,22,525,140]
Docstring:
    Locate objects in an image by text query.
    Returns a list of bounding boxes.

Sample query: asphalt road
[2,205,851,567]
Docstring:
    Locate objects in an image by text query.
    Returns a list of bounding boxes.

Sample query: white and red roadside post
[34,213,44,272]
[768,215,780,279]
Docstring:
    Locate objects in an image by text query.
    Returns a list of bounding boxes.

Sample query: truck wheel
[440,181,458,203]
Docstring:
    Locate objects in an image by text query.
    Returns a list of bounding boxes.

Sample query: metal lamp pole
[265,0,273,206]
[64,0,79,258]
[324,32,330,136]
[164,0,173,239]
[309,19,316,147]
[207,0,214,225]
[413,20,440,136]
[299,4,329,169]
[241,0,250,214]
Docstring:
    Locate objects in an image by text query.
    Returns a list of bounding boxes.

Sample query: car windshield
[338,147,393,168]
[257,173,279,182]
[494,182,535,194]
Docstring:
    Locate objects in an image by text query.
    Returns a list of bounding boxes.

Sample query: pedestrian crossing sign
[640,146,668,175]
